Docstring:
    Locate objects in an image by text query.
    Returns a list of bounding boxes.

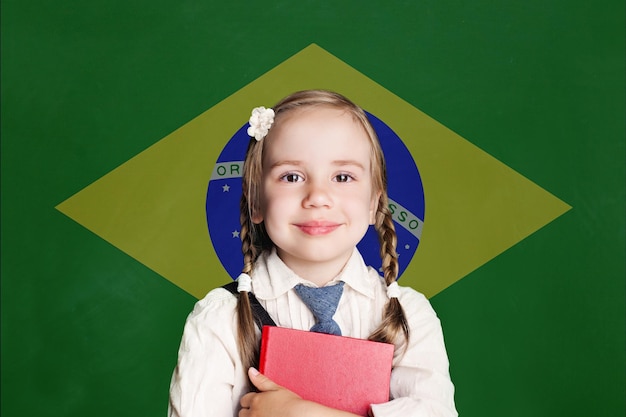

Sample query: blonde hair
[236,90,410,373]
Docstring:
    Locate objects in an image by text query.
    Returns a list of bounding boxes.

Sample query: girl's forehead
[262,119,374,173]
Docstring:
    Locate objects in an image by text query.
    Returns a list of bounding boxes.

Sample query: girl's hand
[239,368,306,417]
[239,368,363,417]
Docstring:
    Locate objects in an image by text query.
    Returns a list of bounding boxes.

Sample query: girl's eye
[335,173,353,183]
[281,173,304,183]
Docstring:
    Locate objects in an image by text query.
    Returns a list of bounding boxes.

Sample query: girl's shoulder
[198,284,238,304]
[397,283,428,302]
[176,286,241,364]
[186,285,238,324]
[395,281,439,319]
[367,268,435,316]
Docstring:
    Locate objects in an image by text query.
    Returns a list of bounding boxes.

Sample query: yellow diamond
[56,44,571,299]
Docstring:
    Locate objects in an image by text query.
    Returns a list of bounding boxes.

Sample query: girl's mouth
[295,221,341,236]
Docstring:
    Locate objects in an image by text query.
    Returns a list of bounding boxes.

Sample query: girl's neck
[276,249,351,287]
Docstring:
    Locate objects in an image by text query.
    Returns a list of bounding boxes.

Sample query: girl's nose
[303,180,333,208]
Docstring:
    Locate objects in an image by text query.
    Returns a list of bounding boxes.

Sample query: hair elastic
[386,281,401,299]
[236,273,253,293]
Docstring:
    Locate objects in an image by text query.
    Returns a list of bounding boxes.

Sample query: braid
[235,290,258,375]
[235,174,262,374]
[376,196,399,283]
[239,193,259,274]
[368,196,410,351]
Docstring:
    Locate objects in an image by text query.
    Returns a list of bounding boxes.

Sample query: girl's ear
[251,210,264,225]
[369,192,382,225]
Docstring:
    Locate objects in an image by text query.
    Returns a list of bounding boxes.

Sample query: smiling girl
[168,90,457,417]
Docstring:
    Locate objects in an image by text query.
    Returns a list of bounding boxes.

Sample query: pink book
[259,326,395,416]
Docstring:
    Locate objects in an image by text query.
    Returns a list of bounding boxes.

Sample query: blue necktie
[294,282,345,336]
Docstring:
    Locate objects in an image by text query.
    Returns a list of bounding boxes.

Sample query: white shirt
[168,248,457,417]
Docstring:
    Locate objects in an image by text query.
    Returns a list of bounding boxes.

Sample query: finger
[248,367,280,392]
[240,392,254,409]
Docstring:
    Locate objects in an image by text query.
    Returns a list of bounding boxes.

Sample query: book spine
[258,325,271,374]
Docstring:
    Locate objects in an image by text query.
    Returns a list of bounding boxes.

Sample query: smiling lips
[295,221,341,236]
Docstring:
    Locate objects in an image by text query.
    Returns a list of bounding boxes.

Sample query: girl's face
[252,106,379,284]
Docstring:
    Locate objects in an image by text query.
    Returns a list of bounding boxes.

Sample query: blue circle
[206,112,425,280]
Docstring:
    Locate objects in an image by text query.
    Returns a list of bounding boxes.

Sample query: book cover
[259,326,395,416]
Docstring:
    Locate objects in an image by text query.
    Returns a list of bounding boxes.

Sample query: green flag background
[2,1,624,416]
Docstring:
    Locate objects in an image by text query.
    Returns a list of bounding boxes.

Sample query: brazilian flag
[2,2,624,416]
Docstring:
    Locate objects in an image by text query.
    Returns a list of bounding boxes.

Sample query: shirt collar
[252,247,378,300]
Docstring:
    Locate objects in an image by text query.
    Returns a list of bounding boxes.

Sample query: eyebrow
[268,160,303,169]
[268,160,366,170]
[333,160,366,170]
